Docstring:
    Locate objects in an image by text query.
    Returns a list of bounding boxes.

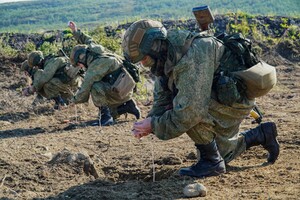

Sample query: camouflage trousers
[35,73,81,102]
[90,81,133,117]
[187,97,255,163]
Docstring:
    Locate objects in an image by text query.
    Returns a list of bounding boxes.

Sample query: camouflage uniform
[33,57,81,101]
[71,30,133,115]
[148,30,255,163]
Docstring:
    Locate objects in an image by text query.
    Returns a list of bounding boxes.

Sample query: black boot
[52,95,66,110]
[179,140,226,178]
[242,122,279,163]
[98,106,114,126]
[117,99,141,119]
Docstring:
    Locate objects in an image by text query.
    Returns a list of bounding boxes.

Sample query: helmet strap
[149,40,168,76]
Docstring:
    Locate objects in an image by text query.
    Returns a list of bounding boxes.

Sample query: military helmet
[20,60,30,72]
[122,19,167,63]
[27,51,44,67]
[70,44,88,66]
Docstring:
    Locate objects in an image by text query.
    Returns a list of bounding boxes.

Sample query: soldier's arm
[151,38,220,140]
[32,58,63,91]
[147,77,173,117]
[72,57,117,104]
[71,74,91,104]
[69,21,94,45]
[72,29,95,45]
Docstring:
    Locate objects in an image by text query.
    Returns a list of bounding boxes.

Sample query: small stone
[42,152,53,160]
[183,183,207,197]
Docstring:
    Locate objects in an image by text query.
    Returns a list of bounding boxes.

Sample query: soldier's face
[140,55,156,68]
[77,63,86,69]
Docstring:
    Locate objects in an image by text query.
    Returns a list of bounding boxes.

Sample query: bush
[0,36,18,57]
[89,26,122,54]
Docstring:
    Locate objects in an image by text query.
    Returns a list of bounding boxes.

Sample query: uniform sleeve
[73,30,94,45]
[147,76,173,117]
[73,30,106,55]
[33,58,64,91]
[151,38,224,140]
[72,57,119,104]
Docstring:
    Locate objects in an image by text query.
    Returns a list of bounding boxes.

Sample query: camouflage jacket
[72,30,123,103]
[149,30,253,140]
[33,57,69,91]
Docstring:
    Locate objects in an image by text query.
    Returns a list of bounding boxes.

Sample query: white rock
[42,152,53,160]
[183,183,207,197]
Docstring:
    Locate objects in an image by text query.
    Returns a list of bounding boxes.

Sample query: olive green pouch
[215,75,241,106]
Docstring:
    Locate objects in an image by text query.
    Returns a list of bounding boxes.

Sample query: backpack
[213,33,276,104]
[88,49,140,83]
[122,59,140,83]
[43,55,72,83]
[166,31,276,105]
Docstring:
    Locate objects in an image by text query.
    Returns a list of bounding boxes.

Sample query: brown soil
[0,59,299,199]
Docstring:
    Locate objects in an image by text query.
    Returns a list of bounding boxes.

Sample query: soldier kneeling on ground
[22,51,82,110]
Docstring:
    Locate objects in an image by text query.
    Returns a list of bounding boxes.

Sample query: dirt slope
[0,59,299,199]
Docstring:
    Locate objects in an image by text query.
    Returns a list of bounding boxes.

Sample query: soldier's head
[20,60,30,72]
[27,51,44,68]
[122,19,167,64]
[70,44,88,67]
[20,60,35,78]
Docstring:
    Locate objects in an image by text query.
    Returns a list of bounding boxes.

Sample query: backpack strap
[164,33,202,75]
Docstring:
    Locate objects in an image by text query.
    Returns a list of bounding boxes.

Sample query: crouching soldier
[123,19,279,178]
[22,51,82,110]
[20,60,46,106]
[68,21,140,126]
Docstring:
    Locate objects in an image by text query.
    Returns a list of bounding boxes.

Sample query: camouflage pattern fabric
[71,30,133,111]
[33,57,81,101]
[149,30,255,163]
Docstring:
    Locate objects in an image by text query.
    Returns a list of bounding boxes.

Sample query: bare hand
[68,21,77,32]
[132,117,152,139]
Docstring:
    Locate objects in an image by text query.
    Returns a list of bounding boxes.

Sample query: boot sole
[179,166,226,178]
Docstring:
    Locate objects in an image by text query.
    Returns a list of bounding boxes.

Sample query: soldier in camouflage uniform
[22,51,82,109]
[122,19,279,178]
[20,60,46,106]
[68,21,140,126]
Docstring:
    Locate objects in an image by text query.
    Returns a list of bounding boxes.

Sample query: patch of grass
[0,36,18,57]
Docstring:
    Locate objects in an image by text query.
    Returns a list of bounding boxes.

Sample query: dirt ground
[0,58,299,200]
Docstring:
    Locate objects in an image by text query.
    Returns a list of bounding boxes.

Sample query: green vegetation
[40,28,122,57]
[0,36,18,57]
[0,0,299,33]
[89,26,122,54]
